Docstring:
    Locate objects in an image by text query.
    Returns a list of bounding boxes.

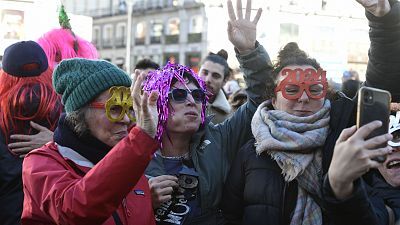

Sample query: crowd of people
[0,0,400,224]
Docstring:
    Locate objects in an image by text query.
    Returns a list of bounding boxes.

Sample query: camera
[363,90,374,104]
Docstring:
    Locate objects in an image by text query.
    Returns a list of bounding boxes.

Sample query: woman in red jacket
[21,58,159,225]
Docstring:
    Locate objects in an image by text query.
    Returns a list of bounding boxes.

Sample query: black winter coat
[221,97,390,225]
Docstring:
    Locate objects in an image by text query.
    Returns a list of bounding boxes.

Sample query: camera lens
[364,91,373,103]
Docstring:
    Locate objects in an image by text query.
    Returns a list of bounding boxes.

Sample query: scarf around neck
[54,113,112,165]
[251,100,330,181]
[251,100,331,225]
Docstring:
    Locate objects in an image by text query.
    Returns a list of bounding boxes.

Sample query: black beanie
[2,41,48,77]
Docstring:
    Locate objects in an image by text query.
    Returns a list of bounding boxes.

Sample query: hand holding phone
[357,87,391,162]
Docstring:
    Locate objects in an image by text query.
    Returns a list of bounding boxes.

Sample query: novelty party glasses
[274,68,328,100]
[89,86,136,123]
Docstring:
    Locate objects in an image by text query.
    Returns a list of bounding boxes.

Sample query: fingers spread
[252,8,262,24]
[227,0,236,21]
[227,21,234,40]
[236,0,243,19]
[245,0,251,20]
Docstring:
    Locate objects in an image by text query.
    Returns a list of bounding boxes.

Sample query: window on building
[188,16,202,43]
[102,25,113,48]
[116,23,126,46]
[189,16,202,33]
[93,27,100,45]
[136,21,146,38]
[135,21,146,45]
[150,20,163,44]
[167,18,180,35]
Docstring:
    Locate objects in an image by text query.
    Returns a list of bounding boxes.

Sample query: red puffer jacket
[21,127,158,225]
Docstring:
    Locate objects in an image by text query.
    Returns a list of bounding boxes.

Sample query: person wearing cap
[0,40,62,225]
[364,110,400,225]
[8,5,100,156]
[21,58,159,225]
[378,111,400,188]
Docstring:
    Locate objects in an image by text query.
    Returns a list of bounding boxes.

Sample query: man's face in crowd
[199,60,225,103]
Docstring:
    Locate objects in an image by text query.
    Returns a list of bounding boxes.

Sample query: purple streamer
[142,62,208,146]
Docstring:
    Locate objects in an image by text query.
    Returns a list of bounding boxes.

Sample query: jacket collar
[146,117,211,176]
[54,114,112,165]
[209,89,231,114]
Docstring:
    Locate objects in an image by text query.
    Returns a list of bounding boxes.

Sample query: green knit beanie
[53,58,132,112]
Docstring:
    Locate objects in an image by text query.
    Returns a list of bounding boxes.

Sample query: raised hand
[227,0,262,53]
[355,0,390,17]
[131,70,159,138]
[8,121,53,158]
[328,121,393,200]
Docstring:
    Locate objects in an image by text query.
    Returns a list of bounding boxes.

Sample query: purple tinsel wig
[142,62,208,143]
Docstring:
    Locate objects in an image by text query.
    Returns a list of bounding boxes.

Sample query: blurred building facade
[63,0,370,82]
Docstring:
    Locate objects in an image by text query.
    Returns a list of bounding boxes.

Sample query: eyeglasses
[168,88,205,103]
[275,83,327,100]
[89,102,136,123]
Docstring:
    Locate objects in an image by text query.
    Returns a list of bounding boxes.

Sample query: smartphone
[357,87,391,162]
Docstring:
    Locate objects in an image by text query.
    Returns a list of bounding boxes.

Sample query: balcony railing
[165,35,179,44]
[188,33,202,43]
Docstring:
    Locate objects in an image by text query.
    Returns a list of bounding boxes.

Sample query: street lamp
[125,0,134,75]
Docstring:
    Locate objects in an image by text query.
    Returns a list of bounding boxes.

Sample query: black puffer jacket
[221,95,391,225]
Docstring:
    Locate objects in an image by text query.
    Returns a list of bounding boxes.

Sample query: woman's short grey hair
[65,106,92,137]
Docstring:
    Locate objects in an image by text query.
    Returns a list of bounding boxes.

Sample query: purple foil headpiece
[142,62,208,144]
